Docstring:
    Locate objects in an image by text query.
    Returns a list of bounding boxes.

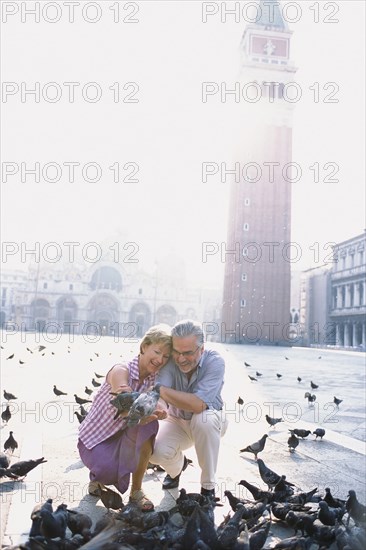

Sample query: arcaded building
[329,232,366,348]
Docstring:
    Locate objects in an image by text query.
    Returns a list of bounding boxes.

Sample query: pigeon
[1,405,11,423]
[74,411,86,424]
[313,428,325,439]
[224,490,247,512]
[6,354,14,360]
[110,391,140,420]
[40,503,68,539]
[66,509,93,536]
[285,357,290,360]
[94,371,104,378]
[19,360,25,364]
[255,372,263,377]
[244,362,251,367]
[0,467,19,479]
[248,375,257,382]
[287,434,300,452]
[217,503,246,548]
[346,489,366,526]
[53,385,67,397]
[9,457,47,478]
[79,405,88,417]
[74,394,92,405]
[84,386,93,396]
[305,393,316,404]
[265,414,283,428]
[276,373,283,379]
[237,396,244,405]
[257,460,295,493]
[26,347,33,353]
[318,500,344,526]
[297,377,302,383]
[257,458,282,490]
[334,396,343,407]
[99,485,124,510]
[126,384,161,427]
[239,434,268,460]
[3,390,17,401]
[4,431,18,453]
[29,498,53,537]
[91,378,101,387]
[289,429,311,439]
[310,381,319,390]
[38,345,46,352]
[0,452,10,468]
[323,487,345,508]
[286,510,317,536]
[239,479,278,503]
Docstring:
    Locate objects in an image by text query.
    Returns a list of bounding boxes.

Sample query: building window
[241,274,247,282]
[243,223,249,231]
[138,288,142,295]
[69,284,73,291]
[43,282,48,289]
[359,250,364,265]
[244,198,250,206]
[240,299,246,307]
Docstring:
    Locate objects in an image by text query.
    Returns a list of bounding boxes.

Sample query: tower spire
[255,0,289,31]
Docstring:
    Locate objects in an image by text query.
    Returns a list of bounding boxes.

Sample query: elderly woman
[77,324,171,511]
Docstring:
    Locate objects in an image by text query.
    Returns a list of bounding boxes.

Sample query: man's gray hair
[171,319,204,345]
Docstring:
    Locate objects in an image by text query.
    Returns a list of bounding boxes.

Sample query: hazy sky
[1,1,365,285]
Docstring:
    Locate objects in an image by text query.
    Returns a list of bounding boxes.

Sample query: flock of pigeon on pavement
[1,343,365,549]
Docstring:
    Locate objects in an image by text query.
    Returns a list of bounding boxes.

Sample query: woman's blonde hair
[140,324,172,353]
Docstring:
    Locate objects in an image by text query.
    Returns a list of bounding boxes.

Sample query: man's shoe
[162,455,190,490]
[200,487,216,499]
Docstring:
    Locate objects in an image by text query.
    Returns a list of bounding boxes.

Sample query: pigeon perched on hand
[126,384,161,427]
[239,434,268,460]
[110,391,140,420]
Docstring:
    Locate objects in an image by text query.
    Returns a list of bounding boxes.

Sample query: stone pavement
[0,337,365,547]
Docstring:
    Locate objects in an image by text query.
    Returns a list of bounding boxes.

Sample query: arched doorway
[129,303,151,337]
[88,294,119,336]
[57,297,78,333]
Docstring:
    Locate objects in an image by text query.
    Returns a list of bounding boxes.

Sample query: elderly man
[150,319,228,498]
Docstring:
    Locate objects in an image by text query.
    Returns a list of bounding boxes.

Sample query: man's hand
[139,409,167,425]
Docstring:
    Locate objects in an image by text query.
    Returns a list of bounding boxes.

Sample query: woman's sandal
[129,489,154,512]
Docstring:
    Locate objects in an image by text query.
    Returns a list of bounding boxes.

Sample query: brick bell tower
[221,0,297,345]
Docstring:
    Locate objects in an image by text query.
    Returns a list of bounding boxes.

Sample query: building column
[336,286,342,308]
[362,322,366,348]
[335,323,341,346]
[344,323,350,347]
[345,284,351,308]
[354,282,360,307]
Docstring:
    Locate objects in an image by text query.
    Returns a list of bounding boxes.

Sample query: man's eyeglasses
[172,345,202,358]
